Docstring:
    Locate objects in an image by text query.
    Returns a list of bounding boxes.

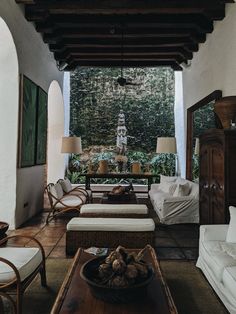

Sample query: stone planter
[214,96,236,129]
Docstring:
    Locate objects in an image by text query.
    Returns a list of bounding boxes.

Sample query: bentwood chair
[45,182,87,223]
[0,235,46,314]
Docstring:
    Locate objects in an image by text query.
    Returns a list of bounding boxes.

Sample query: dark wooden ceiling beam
[54,47,193,61]
[49,42,198,53]
[42,29,206,44]
[47,36,197,46]
[15,0,233,70]
[38,25,204,37]
[63,60,183,71]
[26,14,214,33]
[20,1,226,17]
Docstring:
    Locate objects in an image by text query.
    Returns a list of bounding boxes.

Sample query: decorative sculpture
[116,110,127,155]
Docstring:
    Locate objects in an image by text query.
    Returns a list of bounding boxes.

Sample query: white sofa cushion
[223,266,236,301]
[173,182,190,197]
[67,217,155,232]
[80,204,148,214]
[200,240,236,281]
[55,195,85,208]
[199,225,228,242]
[188,181,199,199]
[0,247,42,283]
[226,206,236,243]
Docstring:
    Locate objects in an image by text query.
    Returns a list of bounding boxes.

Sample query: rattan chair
[57,178,92,203]
[0,235,46,314]
[45,182,86,223]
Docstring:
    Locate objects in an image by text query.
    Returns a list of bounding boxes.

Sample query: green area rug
[2,259,228,314]
[160,261,228,314]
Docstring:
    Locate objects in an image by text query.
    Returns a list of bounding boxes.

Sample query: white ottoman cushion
[80,204,148,215]
[55,195,85,208]
[0,247,42,283]
[67,218,155,232]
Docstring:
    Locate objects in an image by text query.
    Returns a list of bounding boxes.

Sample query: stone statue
[116,110,127,155]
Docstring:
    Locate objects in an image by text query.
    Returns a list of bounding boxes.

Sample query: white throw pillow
[54,183,64,199]
[160,175,177,183]
[169,183,177,195]
[173,183,190,197]
[60,178,72,193]
[226,206,236,243]
[49,183,64,204]
[159,182,177,194]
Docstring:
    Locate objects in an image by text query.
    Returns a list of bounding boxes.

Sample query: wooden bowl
[80,256,154,303]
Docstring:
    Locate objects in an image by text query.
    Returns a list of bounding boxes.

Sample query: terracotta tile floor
[6,198,200,261]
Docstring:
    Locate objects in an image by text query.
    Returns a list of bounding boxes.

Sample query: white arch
[0,18,19,228]
[47,80,65,183]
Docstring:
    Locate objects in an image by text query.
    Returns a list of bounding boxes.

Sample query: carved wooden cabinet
[199,129,236,224]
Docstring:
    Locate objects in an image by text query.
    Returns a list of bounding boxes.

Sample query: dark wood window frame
[186,90,222,180]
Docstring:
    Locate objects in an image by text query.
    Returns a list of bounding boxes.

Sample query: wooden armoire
[199,129,236,224]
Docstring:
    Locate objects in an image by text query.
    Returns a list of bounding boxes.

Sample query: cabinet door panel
[210,145,225,223]
[200,190,210,224]
[199,144,210,224]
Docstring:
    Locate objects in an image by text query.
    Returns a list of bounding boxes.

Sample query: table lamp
[61,136,82,176]
[156,137,178,175]
[61,136,82,154]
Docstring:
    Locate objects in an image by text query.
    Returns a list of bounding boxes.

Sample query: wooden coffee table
[101,192,138,204]
[51,246,178,314]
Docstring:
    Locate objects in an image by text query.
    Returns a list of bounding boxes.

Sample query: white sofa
[197,224,236,314]
[149,175,199,224]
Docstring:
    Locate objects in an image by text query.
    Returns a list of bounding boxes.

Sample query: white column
[174,72,186,178]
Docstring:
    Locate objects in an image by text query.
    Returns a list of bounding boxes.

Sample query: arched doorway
[0,17,19,227]
[47,80,65,183]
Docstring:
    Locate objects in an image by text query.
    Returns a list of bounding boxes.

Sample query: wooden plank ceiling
[16,0,234,71]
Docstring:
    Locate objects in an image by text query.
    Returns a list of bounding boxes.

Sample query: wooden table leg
[85,177,90,190]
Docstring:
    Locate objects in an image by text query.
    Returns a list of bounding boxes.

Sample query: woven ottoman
[66,217,155,255]
[79,203,149,218]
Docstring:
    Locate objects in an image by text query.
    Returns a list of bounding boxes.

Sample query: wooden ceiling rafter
[15,0,234,70]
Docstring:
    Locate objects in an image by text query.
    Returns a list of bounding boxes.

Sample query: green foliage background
[70,67,175,152]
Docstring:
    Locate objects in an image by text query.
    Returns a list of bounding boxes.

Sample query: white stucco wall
[63,72,71,168]
[0,0,64,228]
[47,81,65,184]
[183,4,236,108]
[0,18,19,228]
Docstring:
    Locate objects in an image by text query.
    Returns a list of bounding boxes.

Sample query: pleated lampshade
[156,137,177,154]
[61,136,82,154]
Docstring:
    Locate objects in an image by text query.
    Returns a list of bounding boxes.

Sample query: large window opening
[69,67,175,183]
